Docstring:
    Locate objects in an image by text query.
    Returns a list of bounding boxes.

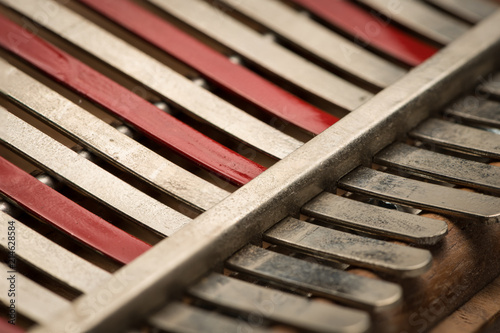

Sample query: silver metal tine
[445,98,500,128]
[424,0,498,23]
[0,59,229,212]
[0,212,112,294]
[147,0,373,111]
[358,0,470,45]
[339,167,500,223]
[2,0,301,160]
[149,302,274,333]
[302,192,448,244]
[264,217,432,277]
[219,0,406,89]
[0,262,70,325]
[0,107,191,236]
[410,118,500,159]
[375,143,500,194]
[189,273,370,333]
[227,245,402,311]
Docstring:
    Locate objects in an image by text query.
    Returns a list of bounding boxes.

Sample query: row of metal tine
[1,80,498,332]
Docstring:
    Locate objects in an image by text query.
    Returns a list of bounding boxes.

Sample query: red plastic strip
[290,0,437,67]
[0,156,151,264]
[0,15,265,186]
[0,319,24,333]
[78,0,338,135]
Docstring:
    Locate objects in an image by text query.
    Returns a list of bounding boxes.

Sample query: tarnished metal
[0,212,111,294]
[339,167,500,223]
[0,108,191,235]
[0,262,70,324]
[445,98,500,128]
[264,217,432,277]
[189,273,370,333]
[27,12,500,333]
[425,0,497,23]
[149,302,274,333]
[410,118,500,159]
[0,59,229,212]
[302,192,448,244]
[147,0,373,111]
[1,0,301,160]
[226,245,402,310]
[219,0,406,89]
[375,143,500,193]
[358,0,470,44]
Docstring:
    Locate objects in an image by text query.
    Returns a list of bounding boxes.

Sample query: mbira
[0,0,500,332]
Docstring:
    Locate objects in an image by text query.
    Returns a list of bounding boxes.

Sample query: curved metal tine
[264,217,432,277]
[410,118,500,159]
[375,143,500,194]
[339,167,500,223]
[445,97,500,128]
[1,0,301,160]
[358,0,470,45]
[0,212,112,294]
[0,59,229,212]
[0,108,191,236]
[424,0,498,23]
[0,262,70,325]
[302,192,448,244]
[149,302,274,333]
[219,0,406,89]
[147,0,373,111]
[226,245,402,311]
[189,273,370,333]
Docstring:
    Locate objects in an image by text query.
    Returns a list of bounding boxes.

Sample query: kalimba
[0,0,500,332]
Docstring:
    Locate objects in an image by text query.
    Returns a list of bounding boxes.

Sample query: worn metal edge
[29,10,500,333]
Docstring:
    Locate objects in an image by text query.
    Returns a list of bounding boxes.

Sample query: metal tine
[149,302,274,333]
[0,154,151,264]
[289,0,437,67]
[357,0,470,45]
[302,192,448,244]
[77,0,338,136]
[339,167,500,223]
[375,143,500,194]
[409,118,500,159]
[147,0,373,111]
[1,0,301,160]
[227,245,402,311]
[264,217,432,277]
[0,14,264,188]
[445,97,500,128]
[0,108,191,236]
[424,0,498,23]
[0,59,229,212]
[219,0,406,89]
[0,212,112,294]
[189,273,370,333]
[0,262,70,325]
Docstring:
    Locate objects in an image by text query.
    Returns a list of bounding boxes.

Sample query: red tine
[0,319,25,333]
[290,0,437,67]
[78,0,338,135]
[0,156,151,264]
[0,15,265,186]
